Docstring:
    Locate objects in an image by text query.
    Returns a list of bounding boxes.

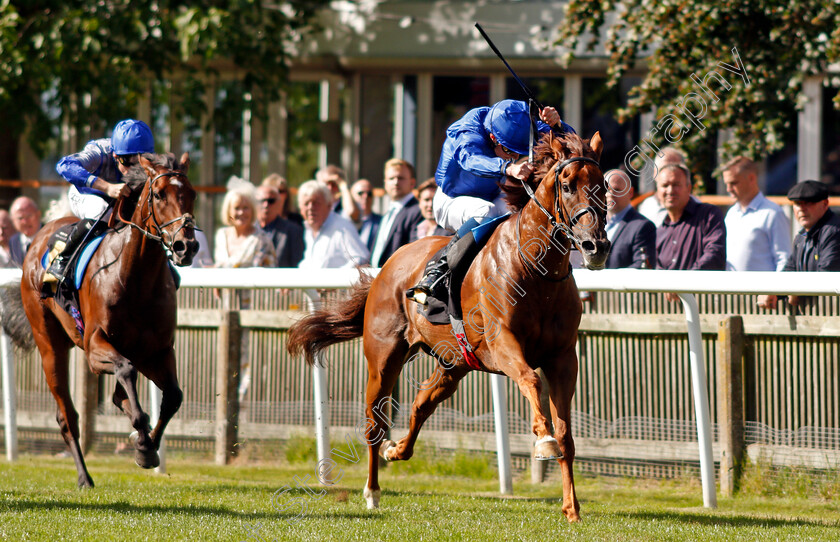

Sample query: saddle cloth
[40,221,107,335]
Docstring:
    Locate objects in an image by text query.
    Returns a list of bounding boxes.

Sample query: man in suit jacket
[351,179,382,252]
[604,169,656,268]
[370,158,423,267]
[256,185,304,267]
[9,196,43,268]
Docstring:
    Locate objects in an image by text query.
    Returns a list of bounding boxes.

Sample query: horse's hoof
[77,476,94,489]
[533,436,563,460]
[379,439,397,461]
[129,431,160,469]
[134,448,161,469]
[363,485,381,509]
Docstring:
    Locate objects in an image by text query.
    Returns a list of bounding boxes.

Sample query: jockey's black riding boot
[44,221,91,284]
[406,231,481,306]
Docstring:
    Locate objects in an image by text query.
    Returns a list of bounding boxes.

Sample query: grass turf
[1,452,839,541]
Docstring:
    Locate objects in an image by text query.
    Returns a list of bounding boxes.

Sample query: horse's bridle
[115,171,197,255]
[515,155,602,279]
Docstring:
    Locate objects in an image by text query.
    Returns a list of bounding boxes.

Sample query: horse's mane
[122,153,178,192]
[119,153,180,216]
[499,131,591,213]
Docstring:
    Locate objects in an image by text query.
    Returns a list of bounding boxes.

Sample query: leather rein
[516,155,602,280]
[111,171,196,256]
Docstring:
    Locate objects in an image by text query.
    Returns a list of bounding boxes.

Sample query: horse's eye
[154,191,165,201]
[562,183,572,194]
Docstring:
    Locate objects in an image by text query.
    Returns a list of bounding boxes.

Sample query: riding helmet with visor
[483,99,534,156]
[111,119,154,156]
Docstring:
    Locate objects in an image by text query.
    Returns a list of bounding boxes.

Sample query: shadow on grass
[616,509,840,529]
[2,498,373,522]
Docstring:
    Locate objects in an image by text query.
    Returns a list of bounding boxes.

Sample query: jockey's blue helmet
[483,99,533,156]
[111,119,154,156]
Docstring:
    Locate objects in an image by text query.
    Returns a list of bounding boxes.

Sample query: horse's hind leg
[382,363,468,462]
[87,329,158,469]
[361,340,408,510]
[544,351,581,523]
[27,306,93,487]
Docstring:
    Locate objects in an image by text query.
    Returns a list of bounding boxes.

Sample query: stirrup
[406,268,448,306]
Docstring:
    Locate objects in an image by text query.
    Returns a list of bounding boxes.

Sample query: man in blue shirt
[723,157,791,271]
[407,99,573,304]
[49,119,155,282]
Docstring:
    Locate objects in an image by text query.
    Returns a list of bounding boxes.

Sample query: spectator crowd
[4,143,837,312]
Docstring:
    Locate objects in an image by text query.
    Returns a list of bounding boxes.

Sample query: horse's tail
[0,283,35,351]
[287,271,372,366]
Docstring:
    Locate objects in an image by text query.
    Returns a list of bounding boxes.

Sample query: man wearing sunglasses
[407,99,574,305]
[50,119,155,282]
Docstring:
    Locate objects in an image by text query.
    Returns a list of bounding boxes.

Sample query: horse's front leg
[490,329,560,460]
[142,348,183,451]
[543,347,581,523]
[87,330,159,469]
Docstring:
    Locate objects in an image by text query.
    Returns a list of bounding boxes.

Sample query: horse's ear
[179,152,190,173]
[138,155,156,179]
[589,132,603,160]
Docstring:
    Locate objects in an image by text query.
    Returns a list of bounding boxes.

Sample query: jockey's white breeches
[68,186,112,220]
[432,189,508,232]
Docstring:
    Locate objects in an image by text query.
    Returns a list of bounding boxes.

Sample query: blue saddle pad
[41,233,107,290]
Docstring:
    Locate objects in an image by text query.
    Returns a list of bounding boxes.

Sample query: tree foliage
[557,1,840,165]
[0,0,327,177]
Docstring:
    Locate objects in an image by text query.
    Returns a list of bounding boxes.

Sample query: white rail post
[149,383,165,473]
[1,330,17,462]
[678,293,717,508]
[490,373,513,494]
[305,290,330,479]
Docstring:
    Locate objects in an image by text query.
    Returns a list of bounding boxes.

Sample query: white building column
[199,78,218,249]
[344,74,362,182]
[167,79,184,157]
[798,76,822,182]
[489,74,506,105]
[242,91,264,183]
[415,74,434,181]
[267,93,288,178]
[318,78,342,170]
[563,75,583,132]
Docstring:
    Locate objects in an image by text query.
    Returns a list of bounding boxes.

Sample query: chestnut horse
[19,153,198,487]
[288,131,608,523]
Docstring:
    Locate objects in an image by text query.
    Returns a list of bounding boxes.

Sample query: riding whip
[474,22,544,110]
[475,22,542,163]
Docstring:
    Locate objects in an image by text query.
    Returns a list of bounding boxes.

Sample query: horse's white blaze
[168,179,183,187]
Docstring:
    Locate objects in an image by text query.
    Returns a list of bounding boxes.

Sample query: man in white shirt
[369,158,423,268]
[722,156,791,271]
[0,209,17,268]
[298,180,369,269]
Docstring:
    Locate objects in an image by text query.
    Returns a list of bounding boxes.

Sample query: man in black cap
[758,180,840,309]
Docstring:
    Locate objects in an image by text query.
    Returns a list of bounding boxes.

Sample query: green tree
[0,0,327,181]
[558,1,839,169]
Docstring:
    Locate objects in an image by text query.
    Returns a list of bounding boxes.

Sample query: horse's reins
[516,155,602,280]
[114,171,196,255]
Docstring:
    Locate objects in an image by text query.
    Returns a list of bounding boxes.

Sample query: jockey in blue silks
[407,99,575,305]
[48,119,155,283]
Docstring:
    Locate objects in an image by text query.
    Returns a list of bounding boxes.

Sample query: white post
[490,373,513,494]
[678,293,717,508]
[1,330,17,462]
[305,290,330,479]
[149,383,165,474]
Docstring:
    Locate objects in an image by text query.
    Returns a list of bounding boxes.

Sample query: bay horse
[288,131,608,523]
[18,153,198,487]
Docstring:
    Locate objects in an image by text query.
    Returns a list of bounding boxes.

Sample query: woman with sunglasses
[49,119,155,282]
[407,99,574,305]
